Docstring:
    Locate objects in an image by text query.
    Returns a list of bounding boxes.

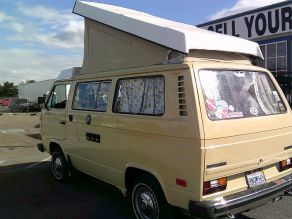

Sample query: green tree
[0,81,18,97]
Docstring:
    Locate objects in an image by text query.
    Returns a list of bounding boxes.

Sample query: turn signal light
[279,158,292,172]
[203,177,227,196]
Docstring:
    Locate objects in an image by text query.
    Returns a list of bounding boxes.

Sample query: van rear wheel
[51,148,69,181]
[131,175,174,219]
[285,188,292,195]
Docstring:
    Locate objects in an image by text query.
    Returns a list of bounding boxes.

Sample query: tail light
[279,158,292,172]
[203,177,227,196]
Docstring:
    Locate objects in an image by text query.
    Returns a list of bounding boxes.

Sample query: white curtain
[253,74,278,114]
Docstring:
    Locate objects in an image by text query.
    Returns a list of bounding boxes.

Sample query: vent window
[178,75,188,116]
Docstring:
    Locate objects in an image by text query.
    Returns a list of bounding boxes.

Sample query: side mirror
[38,97,47,109]
[38,96,45,105]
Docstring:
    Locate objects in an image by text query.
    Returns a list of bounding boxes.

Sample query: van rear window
[199,70,286,121]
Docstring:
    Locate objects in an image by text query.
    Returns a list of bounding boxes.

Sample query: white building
[18,79,55,102]
[18,67,80,102]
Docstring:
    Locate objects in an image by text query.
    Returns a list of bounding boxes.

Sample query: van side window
[72,81,111,112]
[47,84,70,109]
[113,76,165,115]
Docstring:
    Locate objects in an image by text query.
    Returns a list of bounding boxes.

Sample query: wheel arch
[124,164,170,203]
[49,141,66,156]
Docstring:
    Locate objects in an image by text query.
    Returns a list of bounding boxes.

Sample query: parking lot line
[0,129,25,134]
[24,157,51,169]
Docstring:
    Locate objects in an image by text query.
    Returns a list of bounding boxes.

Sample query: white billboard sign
[199,3,292,39]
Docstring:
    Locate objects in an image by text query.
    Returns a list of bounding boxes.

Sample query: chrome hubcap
[133,185,159,219]
[286,188,292,195]
[53,156,63,179]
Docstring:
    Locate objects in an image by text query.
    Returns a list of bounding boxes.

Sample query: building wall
[197,1,292,104]
[198,1,292,77]
[18,79,55,102]
[198,1,292,40]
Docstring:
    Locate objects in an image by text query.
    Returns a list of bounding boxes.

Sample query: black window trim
[46,83,70,110]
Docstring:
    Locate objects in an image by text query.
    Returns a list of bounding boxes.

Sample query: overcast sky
[0,0,287,84]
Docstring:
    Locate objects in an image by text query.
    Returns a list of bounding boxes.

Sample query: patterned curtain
[118,77,164,115]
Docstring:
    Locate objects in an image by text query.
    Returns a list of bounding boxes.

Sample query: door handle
[69,115,73,122]
[85,114,91,125]
[59,120,66,125]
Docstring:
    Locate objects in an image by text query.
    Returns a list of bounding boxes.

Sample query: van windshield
[199,70,287,121]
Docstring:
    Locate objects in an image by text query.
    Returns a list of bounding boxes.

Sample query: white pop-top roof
[73,1,264,59]
[57,67,81,80]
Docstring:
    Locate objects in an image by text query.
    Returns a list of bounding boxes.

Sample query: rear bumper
[189,173,292,218]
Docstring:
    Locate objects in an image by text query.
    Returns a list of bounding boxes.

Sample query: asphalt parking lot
[0,113,134,219]
[0,112,292,219]
[0,162,134,219]
[0,113,49,166]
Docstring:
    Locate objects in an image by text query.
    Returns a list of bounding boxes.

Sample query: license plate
[246,171,266,188]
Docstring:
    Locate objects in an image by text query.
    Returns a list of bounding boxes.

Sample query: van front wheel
[51,148,69,181]
[131,175,174,219]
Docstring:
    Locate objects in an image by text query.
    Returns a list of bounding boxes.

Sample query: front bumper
[189,173,292,218]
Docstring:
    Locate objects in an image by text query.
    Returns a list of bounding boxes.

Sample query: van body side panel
[41,82,72,151]
[65,111,123,185]
[114,68,204,208]
[41,109,67,143]
[65,78,123,187]
[119,135,203,208]
[63,67,205,209]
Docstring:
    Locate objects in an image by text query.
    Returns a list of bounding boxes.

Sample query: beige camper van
[38,1,292,219]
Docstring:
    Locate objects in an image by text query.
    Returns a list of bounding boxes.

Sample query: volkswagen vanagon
[38,1,292,218]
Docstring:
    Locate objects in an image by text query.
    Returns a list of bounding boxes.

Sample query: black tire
[51,147,70,181]
[285,188,292,196]
[131,174,174,219]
